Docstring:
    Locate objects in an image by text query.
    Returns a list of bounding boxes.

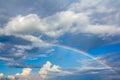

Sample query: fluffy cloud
[7,75,15,80]
[0,0,120,39]
[21,68,32,76]
[39,61,61,80]
[70,0,120,26]
[0,11,89,37]
[0,73,4,78]
[0,68,34,80]
[3,14,43,35]
[83,25,120,37]
[16,68,32,76]
[14,68,32,80]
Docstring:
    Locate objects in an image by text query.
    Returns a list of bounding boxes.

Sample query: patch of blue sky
[88,43,120,56]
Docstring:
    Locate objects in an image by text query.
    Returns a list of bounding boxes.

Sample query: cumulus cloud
[0,11,89,37]
[3,14,43,35]
[7,75,15,80]
[21,68,32,76]
[13,68,32,80]
[39,61,61,80]
[0,73,4,78]
[16,68,32,76]
[0,0,120,40]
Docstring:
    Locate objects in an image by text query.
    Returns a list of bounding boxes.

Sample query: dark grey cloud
[6,62,41,68]
[98,52,120,74]
[58,33,120,50]
[0,35,53,68]
[0,35,31,45]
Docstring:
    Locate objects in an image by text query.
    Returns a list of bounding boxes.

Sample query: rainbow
[3,40,116,72]
[45,42,116,72]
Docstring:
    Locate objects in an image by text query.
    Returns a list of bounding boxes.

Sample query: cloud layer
[0,0,120,39]
[0,0,120,80]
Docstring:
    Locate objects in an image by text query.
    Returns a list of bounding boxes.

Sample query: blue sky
[0,0,120,80]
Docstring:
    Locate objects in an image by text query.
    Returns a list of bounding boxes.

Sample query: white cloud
[0,29,4,35]
[13,49,24,57]
[0,11,89,37]
[39,61,61,80]
[19,35,42,43]
[76,66,106,72]
[8,75,15,80]
[83,25,120,37]
[69,0,93,11]
[21,68,32,76]
[0,57,14,62]
[0,73,4,78]
[43,10,89,35]
[69,0,114,13]
[14,45,33,50]
[0,0,119,43]
[14,68,33,80]
[68,0,120,37]
[16,68,32,76]
[3,14,43,35]
[0,11,119,40]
